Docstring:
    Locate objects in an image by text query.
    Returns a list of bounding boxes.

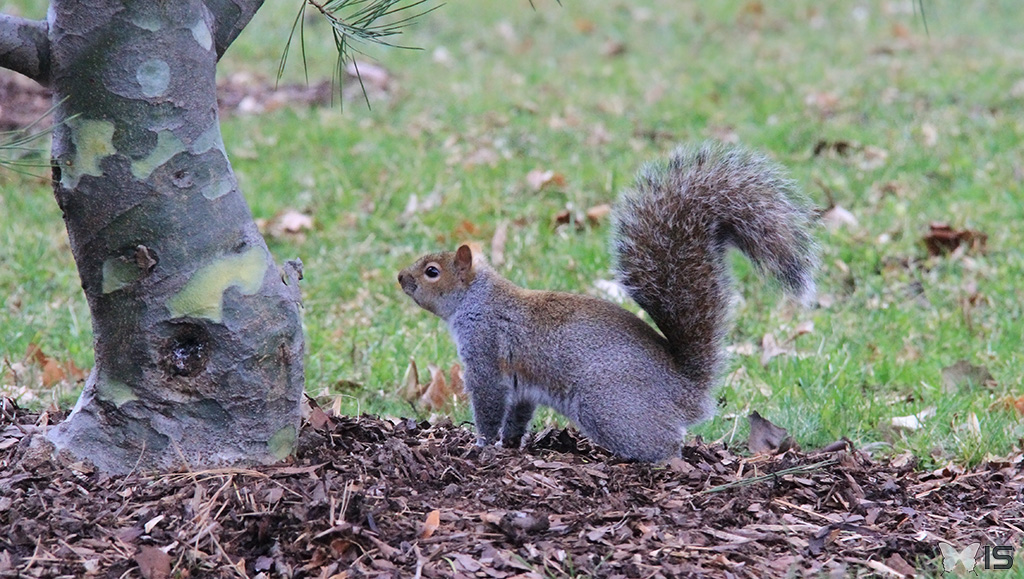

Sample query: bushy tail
[613,143,817,385]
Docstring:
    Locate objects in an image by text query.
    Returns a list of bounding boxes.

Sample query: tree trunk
[2,0,306,473]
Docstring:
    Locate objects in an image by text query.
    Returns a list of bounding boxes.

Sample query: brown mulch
[1,399,1021,578]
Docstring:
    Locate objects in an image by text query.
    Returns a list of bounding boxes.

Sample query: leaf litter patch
[0,399,1022,578]
[0,63,393,135]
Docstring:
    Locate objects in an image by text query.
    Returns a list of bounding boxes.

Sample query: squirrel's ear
[454,245,473,273]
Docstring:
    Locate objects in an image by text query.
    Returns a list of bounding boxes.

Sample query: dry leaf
[344,61,391,92]
[490,221,508,267]
[857,146,889,171]
[813,140,853,157]
[420,363,465,411]
[573,18,596,34]
[420,509,441,539]
[585,203,612,226]
[25,343,86,387]
[924,223,988,257]
[805,91,840,116]
[889,407,936,431]
[941,360,995,393]
[747,411,797,455]
[890,22,912,40]
[821,205,858,231]
[526,169,566,192]
[309,405,332,430]
[957,412,981,439]
[920,122,938,147]
[402,191,443,219]
[420,364,448,411]
[454,220,480,239]
[134,546,170,579]
[462,146,500,168]
[143,515,164,534]
[760,333,795,366]
[449,363,464,395]
[399,358,422,402]
[726,342,758,356]
[41,358,65,388]
[994,395,1024,416]
[791,320,815,338]
[601,40,626,57]
[264,209,313,240]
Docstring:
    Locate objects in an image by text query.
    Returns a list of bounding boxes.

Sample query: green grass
[2,1,1023,466]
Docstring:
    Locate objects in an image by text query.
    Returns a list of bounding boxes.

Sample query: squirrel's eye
[424,266,440,279]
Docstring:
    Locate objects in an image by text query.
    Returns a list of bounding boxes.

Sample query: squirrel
[397,143,817,462]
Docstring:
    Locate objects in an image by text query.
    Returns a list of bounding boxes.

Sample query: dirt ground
[1,397,1021,579]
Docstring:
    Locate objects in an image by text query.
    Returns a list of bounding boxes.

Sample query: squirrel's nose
[398,271,416,294]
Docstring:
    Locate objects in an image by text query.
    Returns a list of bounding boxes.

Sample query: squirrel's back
[613,143,817,386]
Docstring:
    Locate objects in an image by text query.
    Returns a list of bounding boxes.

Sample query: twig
[694,457,838,496]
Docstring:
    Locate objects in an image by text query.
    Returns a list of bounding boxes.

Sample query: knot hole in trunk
[161,322,211,377]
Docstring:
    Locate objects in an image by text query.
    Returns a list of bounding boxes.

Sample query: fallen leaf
[890,22,912,40]
[134,546,170,579]
[812,140,853,157]
[41,358,65,388]
[920,122,938,147]
[821,205,858,231]
[344,61,391,92]
[923,223,988,257]
[402,191,443,219]
[526,169,566,192]
[573,18,596,34]
[399,358,422,402]
[884,552,916,576]
[994,395,1024,416]
[760,333,795,366]
[143,515,164,534]
[454,220,480,239]
[601,40,626,57]
[264,209,313,240]
[748,411,797,454]
[25,343,86,387]
[420,363,465,411]
[553,208,574,227]
[309,404,332,430]
[490,221,508,267]
[791,320,814,339]
[451,553,482,572]
[941,360,995,393]
[585,203,612,226]
[462,146,500,168]
[857,146,889,171]
[889,407,936,431]
[805,91,840,116]
[957,412,981,439]
[420,509,441,539]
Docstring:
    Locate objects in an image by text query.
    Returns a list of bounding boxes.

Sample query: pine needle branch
[278,0,440,107]
[0,102,63,175]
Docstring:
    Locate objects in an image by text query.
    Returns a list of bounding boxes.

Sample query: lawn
[1,0,1022,467]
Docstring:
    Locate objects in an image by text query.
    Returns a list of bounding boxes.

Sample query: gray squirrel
[398,143,817,461]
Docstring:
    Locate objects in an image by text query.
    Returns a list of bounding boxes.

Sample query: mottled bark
[26,0,306,473]
[0,14,49,84]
